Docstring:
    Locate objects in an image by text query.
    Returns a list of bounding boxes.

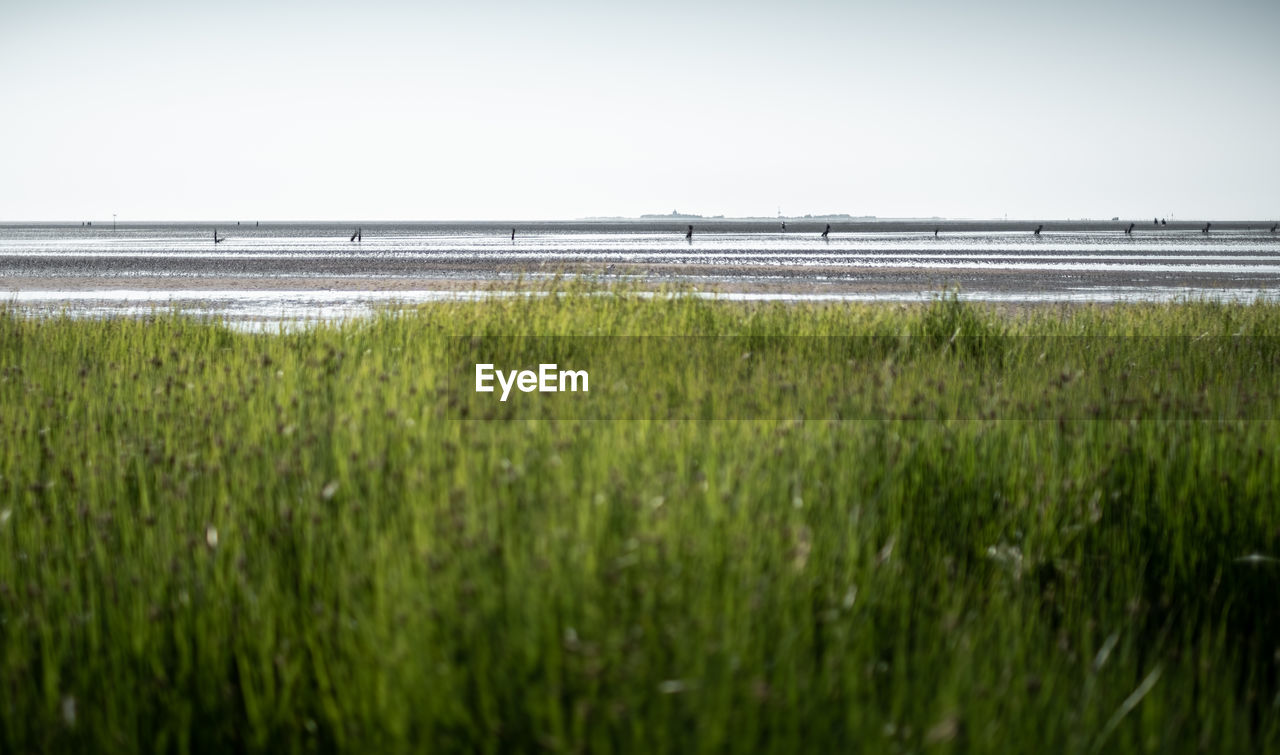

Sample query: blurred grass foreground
[1,287,1279,753]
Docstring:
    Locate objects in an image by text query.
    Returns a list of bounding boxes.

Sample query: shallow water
[4,224,1279,267]
[2,222,1278,323]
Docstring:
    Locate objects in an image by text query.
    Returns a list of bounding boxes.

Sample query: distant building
[640,209,706,219]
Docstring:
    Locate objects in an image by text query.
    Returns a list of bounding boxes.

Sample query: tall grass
[1,290,1278,753]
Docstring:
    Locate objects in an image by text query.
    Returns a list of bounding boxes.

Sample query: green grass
[1,289,1279,753]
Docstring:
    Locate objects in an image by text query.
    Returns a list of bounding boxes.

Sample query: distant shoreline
[2,219,1277,233]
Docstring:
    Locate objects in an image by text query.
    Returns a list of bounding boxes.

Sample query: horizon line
[3,216,1278,225]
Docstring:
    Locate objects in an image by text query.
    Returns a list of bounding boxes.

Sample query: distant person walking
[1202,222,1212,234]
[686,225,694,241]
[1125,223,1134,235]
[213,229,224,244]
[821,223,830,239]
[511,228,516,241]
[1034,224,1043,236]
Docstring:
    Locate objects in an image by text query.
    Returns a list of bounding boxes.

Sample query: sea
[2,221,1278,325]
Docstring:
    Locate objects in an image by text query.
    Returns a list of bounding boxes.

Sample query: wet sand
[2,260,1274,298]
[3,221,1277,308]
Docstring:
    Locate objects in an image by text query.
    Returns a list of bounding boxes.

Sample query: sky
[1,0,1277,221]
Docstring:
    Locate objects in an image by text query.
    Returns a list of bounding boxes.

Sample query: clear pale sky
[2,0,1277,221]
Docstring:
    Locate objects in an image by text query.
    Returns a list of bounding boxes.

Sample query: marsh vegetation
[1,289,1278,752]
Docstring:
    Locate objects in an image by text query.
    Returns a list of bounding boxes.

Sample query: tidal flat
[0,289,1278,753]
